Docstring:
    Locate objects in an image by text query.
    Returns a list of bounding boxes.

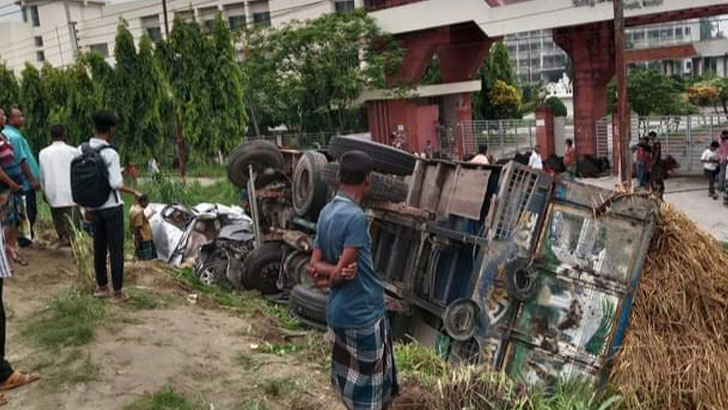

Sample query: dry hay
[610,202,728,410]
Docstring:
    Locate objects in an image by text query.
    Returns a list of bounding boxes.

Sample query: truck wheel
[503,262,540,302]
[322,163,408,203]
[227,140,285,188]
[241,242,283,294]
[328,136,416,176]
[292,151,329,219]
[290,284,327,327]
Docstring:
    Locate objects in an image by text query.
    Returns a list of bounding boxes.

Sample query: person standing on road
[3,108,40,248]
[82,111,142,302]
[649,131,665,197]
[634,137,652,189]
[529,145,544,170]
[718,130,728,193]
[0,110,26,267]
[0,215,40,404]
[701,141,720,200]
[39,124,80,248]
[309,151,399,410]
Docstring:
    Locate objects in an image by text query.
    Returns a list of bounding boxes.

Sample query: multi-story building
[504,16,728,85]
[0,0,360,73]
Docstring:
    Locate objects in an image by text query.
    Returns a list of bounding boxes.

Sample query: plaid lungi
[330,317,399,410]
[0,193,24,229]
[134,240,157,261]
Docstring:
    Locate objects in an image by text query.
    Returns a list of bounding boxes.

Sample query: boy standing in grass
[129,194,156,261]
[309,151,399,410]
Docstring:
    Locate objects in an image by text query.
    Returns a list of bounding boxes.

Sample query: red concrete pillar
[554,22,615,158]
[439,23,495,83]
[535,106,555,158]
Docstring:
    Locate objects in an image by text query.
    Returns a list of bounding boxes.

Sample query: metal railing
[459,118,574,160]
[595,114,728,175]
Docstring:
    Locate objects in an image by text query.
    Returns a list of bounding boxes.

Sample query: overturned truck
[226,137,657,386]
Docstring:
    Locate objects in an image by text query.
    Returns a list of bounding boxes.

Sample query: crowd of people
[0,108,163,406]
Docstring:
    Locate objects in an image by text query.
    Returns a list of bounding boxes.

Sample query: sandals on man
[10,255,28,267]
[0,371,40,391]
[0,393,7,406]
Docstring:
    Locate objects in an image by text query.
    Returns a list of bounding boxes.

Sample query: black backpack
[71,143,118,208]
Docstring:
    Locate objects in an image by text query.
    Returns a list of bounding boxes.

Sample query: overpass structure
[365,0,728,158]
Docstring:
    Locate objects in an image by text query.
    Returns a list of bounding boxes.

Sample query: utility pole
[614,0,630,186]
[161,0,170,38]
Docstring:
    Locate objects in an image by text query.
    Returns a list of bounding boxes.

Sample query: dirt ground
[1,246,343,410]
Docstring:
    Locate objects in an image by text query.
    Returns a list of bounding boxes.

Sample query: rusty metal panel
[445,167,490,220]
[436,166,458,217]
[502,180,658,386]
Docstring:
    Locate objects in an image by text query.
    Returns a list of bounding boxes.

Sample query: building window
[34,36,43,47]
[141,15,162,42]
[30,5,40,27]
[228,15,246,30]
[89,43,109,58]
[199,6,218,31]
[253,12,271,27]
[335,0,355,13]
[36,50,45,62]
[175,10,194,22]
[21,6,27,23]
[225,3,246,30]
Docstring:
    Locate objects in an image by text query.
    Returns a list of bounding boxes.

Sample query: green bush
[544,96,568,117]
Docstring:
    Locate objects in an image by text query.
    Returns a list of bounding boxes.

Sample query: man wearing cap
[81,110,142,302]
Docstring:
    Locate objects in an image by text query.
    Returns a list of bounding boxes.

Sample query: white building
[0,0,360,73]
[504,16,728,85]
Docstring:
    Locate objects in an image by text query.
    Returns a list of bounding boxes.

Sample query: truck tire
[322,163,408,203]
[241,242,284,295]
[290,285,327,327]
[328,136,416,176]
[227,140,285,188]
[292,151,329,219]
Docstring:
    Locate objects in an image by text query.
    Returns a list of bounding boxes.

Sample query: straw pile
[610,202,728,410]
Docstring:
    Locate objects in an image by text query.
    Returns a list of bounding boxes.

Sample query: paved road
[582,176,728,243]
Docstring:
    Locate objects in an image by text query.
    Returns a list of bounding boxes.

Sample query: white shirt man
[529,148,543,170]
[77,137,124,210]
[39,125,80,245]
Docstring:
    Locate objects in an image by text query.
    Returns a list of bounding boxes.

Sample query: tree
[243,10,402,134]
[475,42,520,120]
[19,64,49,153]
[489,80,522,119]
[607,68,694,116]
[157,14,247,166]
[0,61,19,111]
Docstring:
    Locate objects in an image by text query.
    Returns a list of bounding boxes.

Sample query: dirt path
[2,247,342,410]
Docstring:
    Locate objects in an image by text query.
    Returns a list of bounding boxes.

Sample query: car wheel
[241,242,284,295]
[292,151,329,219]
[227,140,285,188]
[328,136,416,176]
[290,284,327,327]
[322,163,409,203]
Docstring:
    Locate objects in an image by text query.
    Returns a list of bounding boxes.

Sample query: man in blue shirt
[4,108,40,248]
[309,151,398,410]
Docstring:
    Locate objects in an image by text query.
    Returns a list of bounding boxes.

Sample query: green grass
[22,293,107,349]
[123,386,208,410]
[262,377,296,398]
[125,288,167,310]
[260,342,306,356]
[171,268,300,329]
[394,340,449,386]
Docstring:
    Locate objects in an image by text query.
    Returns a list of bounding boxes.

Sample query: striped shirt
[0,227,11,279]
[0,133,24,191]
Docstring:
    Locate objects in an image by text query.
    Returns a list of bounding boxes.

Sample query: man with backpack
[72,110,142,302]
